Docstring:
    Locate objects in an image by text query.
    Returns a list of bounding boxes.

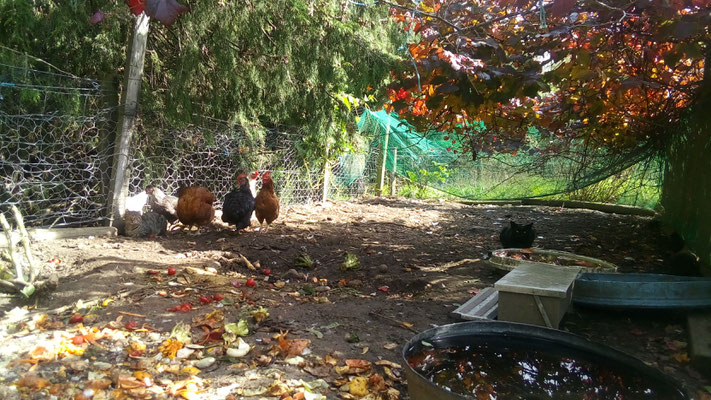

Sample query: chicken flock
[123,170,279,237]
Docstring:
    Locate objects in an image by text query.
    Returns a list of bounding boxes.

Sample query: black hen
[146,185,179,224]
[499,221,536,248]
[222,173,255,230]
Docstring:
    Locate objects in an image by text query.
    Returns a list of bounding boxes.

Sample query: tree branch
[379,0,462,32]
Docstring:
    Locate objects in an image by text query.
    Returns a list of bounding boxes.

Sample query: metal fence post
[389,147,397,197]
[107,14,150,225]
[322,145,331,203]
[377,116,391,195]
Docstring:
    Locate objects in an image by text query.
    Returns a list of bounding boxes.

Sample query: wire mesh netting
[126,118,380,211]
[357,109,663,208]
[0,51,116,228]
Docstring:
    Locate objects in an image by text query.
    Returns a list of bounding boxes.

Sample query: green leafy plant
[402,162,451,199]
[340,252,360,271]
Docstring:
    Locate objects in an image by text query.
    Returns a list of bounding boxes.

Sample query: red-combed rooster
[254,171,279,232]
[176,186,216,231]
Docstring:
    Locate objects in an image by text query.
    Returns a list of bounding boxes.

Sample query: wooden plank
[457,199,656,217]
[452,287,498,321]
[0,227,117,248]
[688,312,711,377]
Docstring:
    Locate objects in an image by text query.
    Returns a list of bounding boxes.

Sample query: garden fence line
[0,52,380,229]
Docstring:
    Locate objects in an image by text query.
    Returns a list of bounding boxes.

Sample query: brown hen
[176,186,216,231]
[254,171,279,231]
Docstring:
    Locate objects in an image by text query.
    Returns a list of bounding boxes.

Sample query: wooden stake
[11,206,37,282]
[0,213,23,282]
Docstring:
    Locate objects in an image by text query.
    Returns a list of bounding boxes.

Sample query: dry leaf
[383,366,403,382]
[15,374,51,390]
[127,341,147,357]
[266,380,290,396]
[349,376,369,397]
[118,375,145,390]
[346,359,372,369]
[338,359,372,374]
[369,373,388,392]
[168,376,204,399]
[240,254,256,270]
[133,371,151,381]
[673,352,691,363]
[375,360,402,369]
[181,366,201,376]
[159,338,184,359]
[325,354,339,366]
[47,383,66,396]
[86,378,113,390]
[303,363,332,377]
[27,345,56,361]
[277,331,311,357]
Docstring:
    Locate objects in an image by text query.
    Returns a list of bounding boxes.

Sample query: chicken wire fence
[0,51,381,229]
[126,119,380,212]
[0,55,116,228]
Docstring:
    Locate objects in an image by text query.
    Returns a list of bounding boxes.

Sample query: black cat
[667,250,701,276]
[499,221,536,248]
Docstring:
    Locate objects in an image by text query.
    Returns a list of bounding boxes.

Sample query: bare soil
[0,197,708,399]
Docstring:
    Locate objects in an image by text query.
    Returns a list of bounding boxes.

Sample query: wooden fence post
[376,116,391,196]
[108,14,150,225]
[389,147,397,197]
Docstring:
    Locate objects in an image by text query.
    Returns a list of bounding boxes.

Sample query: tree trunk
[661,46,711,268]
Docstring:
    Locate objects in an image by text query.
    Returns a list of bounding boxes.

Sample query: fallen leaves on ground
[1,243,408,400]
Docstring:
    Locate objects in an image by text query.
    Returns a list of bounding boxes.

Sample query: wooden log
[0,226,118,249]
[521,198,657,216]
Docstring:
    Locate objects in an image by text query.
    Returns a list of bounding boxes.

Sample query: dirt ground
[0,197,708,399]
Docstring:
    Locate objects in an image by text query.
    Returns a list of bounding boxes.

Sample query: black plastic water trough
[402,321,689,400]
